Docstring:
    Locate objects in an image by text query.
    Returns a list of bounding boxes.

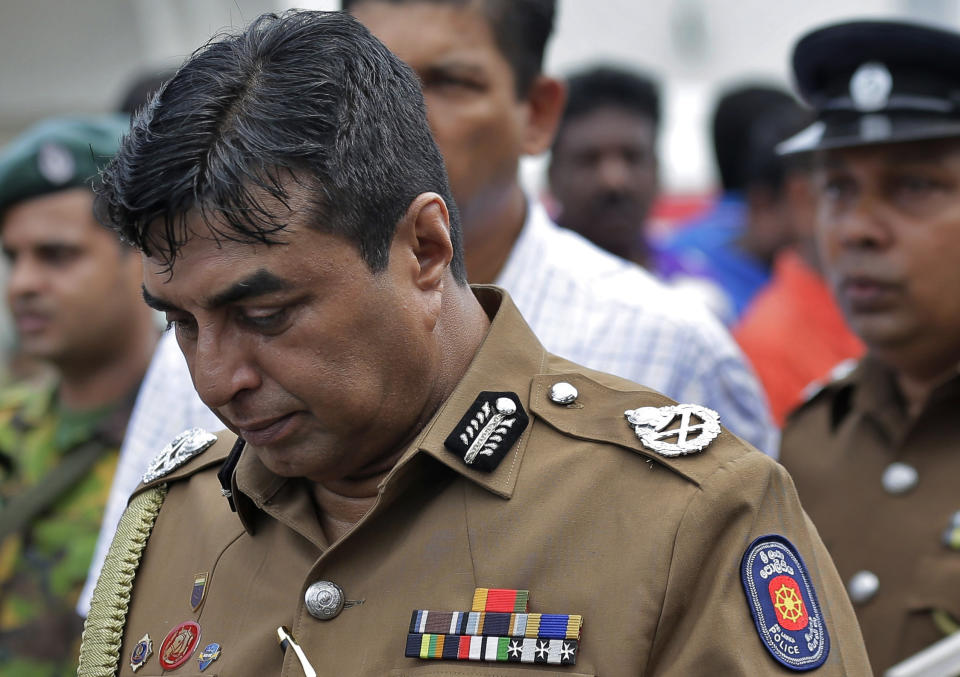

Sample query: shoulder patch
[142,428,218,483]
[741,534,830,671]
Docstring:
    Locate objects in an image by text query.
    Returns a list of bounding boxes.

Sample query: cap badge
[741,535,830,671]
[444,392,529,472]
[850,61,893,112]
[198,642,222,672]
[142,428,218,483]
[129,633,153,672]
[624,404,720,457]
[405,588,581,666]
[36,142,75,185]
[191,571,209,611]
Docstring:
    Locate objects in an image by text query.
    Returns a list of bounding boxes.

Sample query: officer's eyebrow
[142,287,177,313]
[206,270,293,308]
[141,270,294,313]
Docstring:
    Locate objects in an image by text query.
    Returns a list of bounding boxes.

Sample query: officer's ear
[391,192,453,294]
[521,75,566,156]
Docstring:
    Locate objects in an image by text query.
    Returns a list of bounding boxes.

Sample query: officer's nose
[819,191,893,255]
[6,253,44,302]
[189,329,262,411]
[834,194,893,250]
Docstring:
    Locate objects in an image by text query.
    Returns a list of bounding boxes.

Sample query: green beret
[0,114,131,214]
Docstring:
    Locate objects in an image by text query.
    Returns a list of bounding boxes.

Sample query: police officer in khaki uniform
[778,20,960,674]
[79,11,870,676]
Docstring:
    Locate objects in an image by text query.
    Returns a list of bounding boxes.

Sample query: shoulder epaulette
[136,428,235,494]
[530,371,751,487]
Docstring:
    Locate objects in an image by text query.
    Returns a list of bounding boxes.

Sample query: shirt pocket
[389,667,594,677]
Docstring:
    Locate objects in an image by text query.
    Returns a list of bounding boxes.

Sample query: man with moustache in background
[779,19,960,673]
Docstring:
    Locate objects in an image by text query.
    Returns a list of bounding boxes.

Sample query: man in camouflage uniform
[0,117,159,675]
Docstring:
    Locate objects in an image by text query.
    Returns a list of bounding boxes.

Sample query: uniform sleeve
[644,452,871,676]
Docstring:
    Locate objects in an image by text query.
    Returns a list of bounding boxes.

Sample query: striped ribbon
[405,633,578,665]
[410,609,582,640]
[472,588,528,613]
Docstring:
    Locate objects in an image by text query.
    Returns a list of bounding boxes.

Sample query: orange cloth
[734,250,865,426]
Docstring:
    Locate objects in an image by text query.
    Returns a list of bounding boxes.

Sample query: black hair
[556,65,660,141]
[342,0,556,96]
[116,69,177,116]
[712,85,809,192]
[95,10,465,283]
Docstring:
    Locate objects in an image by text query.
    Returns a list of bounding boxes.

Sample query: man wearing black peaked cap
[779,19,960,674]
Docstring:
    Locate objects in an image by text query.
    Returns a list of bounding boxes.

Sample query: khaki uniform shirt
[781,356,960,673]
[99,288,869,676]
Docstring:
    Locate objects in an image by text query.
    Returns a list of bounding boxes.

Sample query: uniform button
[304,581,345,620]
[881,462,918,495]
[495,397,517,416]
[548,382,578,405]
[847,570,879,605]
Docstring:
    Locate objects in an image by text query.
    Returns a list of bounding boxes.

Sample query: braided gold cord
[933,609,960,637]
[77,485,168,677]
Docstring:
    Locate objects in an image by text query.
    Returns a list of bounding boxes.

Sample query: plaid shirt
[497,201,777,456]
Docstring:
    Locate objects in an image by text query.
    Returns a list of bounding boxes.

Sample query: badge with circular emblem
[741,535,830,671]
[624,404,720,457]
[159,621,202,671]
[129,633,153,672]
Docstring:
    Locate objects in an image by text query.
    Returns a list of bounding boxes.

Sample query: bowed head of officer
[102,16,486,519]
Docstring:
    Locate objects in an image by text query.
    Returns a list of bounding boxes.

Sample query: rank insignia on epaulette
[191,571,209,610]
[129,633,153,672]
[142,428,218,483]
[405,588,582,666]
[624,404,720,457]
[741,535,830,671]
[444,392,528,472]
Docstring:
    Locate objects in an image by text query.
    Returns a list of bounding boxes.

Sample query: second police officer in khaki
[80,11,870,676]
[779,19,960,675]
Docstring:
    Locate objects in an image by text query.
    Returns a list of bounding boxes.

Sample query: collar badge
[444,392,528,472]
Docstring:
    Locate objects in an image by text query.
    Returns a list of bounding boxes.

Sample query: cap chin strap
[77,485,168,677]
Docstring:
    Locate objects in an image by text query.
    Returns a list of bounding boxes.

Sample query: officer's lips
[234,412,298,446]
[837,274,901,310]
[12,310,51,335]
